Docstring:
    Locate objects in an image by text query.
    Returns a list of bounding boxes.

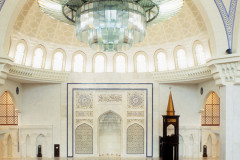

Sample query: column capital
[207,53,240,86]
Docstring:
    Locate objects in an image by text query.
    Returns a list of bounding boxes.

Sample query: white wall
[21,84,61,147]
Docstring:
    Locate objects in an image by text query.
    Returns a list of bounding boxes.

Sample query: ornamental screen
[0,91,18,125]
[201,92,220,126]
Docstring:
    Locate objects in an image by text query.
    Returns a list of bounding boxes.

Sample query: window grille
[201,92,220,126]
[0,91,18,125]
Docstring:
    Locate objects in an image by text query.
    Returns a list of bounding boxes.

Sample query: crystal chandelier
[38,0,184,52]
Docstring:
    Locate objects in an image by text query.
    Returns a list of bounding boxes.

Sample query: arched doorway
[99,111,121,156]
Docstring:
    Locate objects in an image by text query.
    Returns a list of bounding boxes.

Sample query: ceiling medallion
[38,0,184,52]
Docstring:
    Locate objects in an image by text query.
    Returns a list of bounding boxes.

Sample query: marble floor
[0,158,219,160]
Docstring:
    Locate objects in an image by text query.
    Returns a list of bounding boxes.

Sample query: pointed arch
[26,135,31,157]
[127,123,144,154]
[201,91,220,126]
[0,91,18,125]
[207,134,213,157]
[75,123,93,154]
[7,134,12,157]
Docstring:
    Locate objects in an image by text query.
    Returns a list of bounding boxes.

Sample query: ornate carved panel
[127,111,144,117]
[75,111,93,117]
[127,119,144,125]
[127,92,144,109]
[75,124,93,154]
[127,123,144,154]
[75,91,93,109]
[98,94,122,104]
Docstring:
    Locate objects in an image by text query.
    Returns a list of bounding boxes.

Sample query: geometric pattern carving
[0,91,18,125]
[127,119,144,125]
[201,92,220,126]
[75,119,93,125]
[127,111,144,117]
[127,92,144,109]
[75,111,93,117]
[75,123,93,154]
[214,0,238,49]
[127,123,144,154]
[75,92,93,109]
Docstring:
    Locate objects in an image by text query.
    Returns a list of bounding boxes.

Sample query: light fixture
[38,0,184,52]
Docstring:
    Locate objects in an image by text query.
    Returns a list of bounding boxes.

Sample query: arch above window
[93,53,107,73]
[193,41,207,65]
[174,46,188,69]
[154,49,168,72]
[0,91,18,125]
[114,53,128,73]
[72,51,86,72]
[201,92,220,126]
[134,52,148,72]
[52,49,66,71]
[14,40,28,65]
[32,45,46,69]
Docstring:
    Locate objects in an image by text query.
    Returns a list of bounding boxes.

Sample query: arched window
[94,54,106,73]
[176,49,187,69]
[14,43,26,64]
[73,54,84,72]
[52,51,64,71]
[136,54,147,72]
[115,55,126,73]
[32,47,44,68]
[195,44,206,65]
[157,52,167,71]
[201,92,220,126]
[0,91,18,125]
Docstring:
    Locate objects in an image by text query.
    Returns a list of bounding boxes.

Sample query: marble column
[219,85,240,160]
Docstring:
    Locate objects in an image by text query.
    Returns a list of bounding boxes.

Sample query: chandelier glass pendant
[38,0,184,52]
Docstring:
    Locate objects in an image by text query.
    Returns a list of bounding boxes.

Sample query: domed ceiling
[13,0,208,48]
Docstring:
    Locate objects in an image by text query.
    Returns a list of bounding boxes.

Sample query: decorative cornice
[8,65,69,83]
[214,0,238,49]
[207,53,240,86]
[152,65,212,83]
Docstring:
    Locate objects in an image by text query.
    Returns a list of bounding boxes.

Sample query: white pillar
[220,85,240,160]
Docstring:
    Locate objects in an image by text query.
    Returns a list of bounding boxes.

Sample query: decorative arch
[75,123,93,154]
[71,51,87,72]
[7,134,12,157]
[26,135,31,157]
[98,111,121,156]
[92,52,107,72]
[113,52,128,72]
[134,51,148,72]
[51,48,66,71]
[31,44,47,69]
[36,134,47,157]
[192,41,208,65]
[127,123,144,154]
[13,39,28,65]
[173,46,188,69]
[0,91,18,125]
[154,49,168,72]
[201,91,220,126]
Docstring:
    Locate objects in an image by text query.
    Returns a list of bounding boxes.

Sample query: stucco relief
[98,94,122,103]
[127,111,144,117]
[75,124,93,154]
[75,91,93,109]
[127,123,144,154]
[127,119,144,125]
[127,92,144,109]
[75,119,93,125]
